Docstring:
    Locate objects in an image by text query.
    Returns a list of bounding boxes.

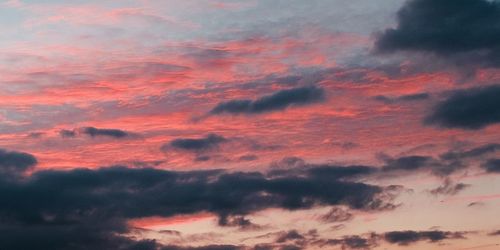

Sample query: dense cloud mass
[482,159,500,173]
[376,0,500,67]
[82,127,131,138]
[2,0,500,249]
[320,234,379,249]
[425,85,500,130]
[0,150,401,250]
[316,230,466,249]
[0,148,37,177]
[163,134,227,152]
[440,143,500,161]
[383,230,465,245]
[209,86,325,115]
[0,147,486,249]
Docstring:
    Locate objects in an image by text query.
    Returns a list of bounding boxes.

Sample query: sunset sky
[0,0,500,249]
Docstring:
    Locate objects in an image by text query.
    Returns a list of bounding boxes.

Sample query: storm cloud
[209,86,325,115]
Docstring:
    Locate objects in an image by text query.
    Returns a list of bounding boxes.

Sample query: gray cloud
[383,230,466,246]
[429,178,470,196]
[482,159,500,173]
[375,0,500,68]
[0,150,399,250]
[374,93,430,104]
[0,148,37,177]
[209,86,325,115]
[162,134,227,152]
[425,85,500,130]
[82,127,131,138]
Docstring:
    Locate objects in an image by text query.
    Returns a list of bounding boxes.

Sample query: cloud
[440,143,500,161]
[162,245,243,250]
[82,126,131,138]
[467,202,485,207]
[238,154,259,162]
[320,207,353,223]
[218,215,262,230]
[424,85,500,130]
[489,230,500,236]
[163,134,227,152]
[375,0,500,67]
[0,154,400,250]
[27,132,45,138]
[481,159,500,173]
[429,178,470,196]
[278,229,468,250]
[382,155,435,172]
[59,129,77,138]
[0,148,37,177]
[275,230,305,244]
[270,152,470,181]
[374,93,430,104]
[383,230,466,246]
[209,86,325,115]
[319,234,379,249]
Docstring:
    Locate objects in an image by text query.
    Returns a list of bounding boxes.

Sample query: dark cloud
[59,129,76,138]
[27,132,45,138]
[277,246,302,250]
[82,126,130,138]
[310,229,467,249]
[320,207,353,223]
[270,153,465,181]
[380,154,467,177]
[0,154,399,250]
[374,93,430,104]
[162,245,243,250]
[0,223,160,250]
[275,230,305,244]
[218,216,261,230]
[209,86,325,115]
[489,230,500,236]
[375,0,500,67]
[194,155,212,162]
[482,158,500,173]
[429,178,470,196]
[467,202,485,207]
[319,234,379,250]
[307,165,376,180]
[238,154,259,162]
[0,148,37,177]
[382,155,436,172]
[383,230,466,246]
[440,143,500,161]
[163,134,227,152]
[425,85,500,130]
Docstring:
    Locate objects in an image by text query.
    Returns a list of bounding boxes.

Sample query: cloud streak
[209,86,325,115]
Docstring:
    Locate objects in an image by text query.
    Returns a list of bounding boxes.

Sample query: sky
[0,0,499,249]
